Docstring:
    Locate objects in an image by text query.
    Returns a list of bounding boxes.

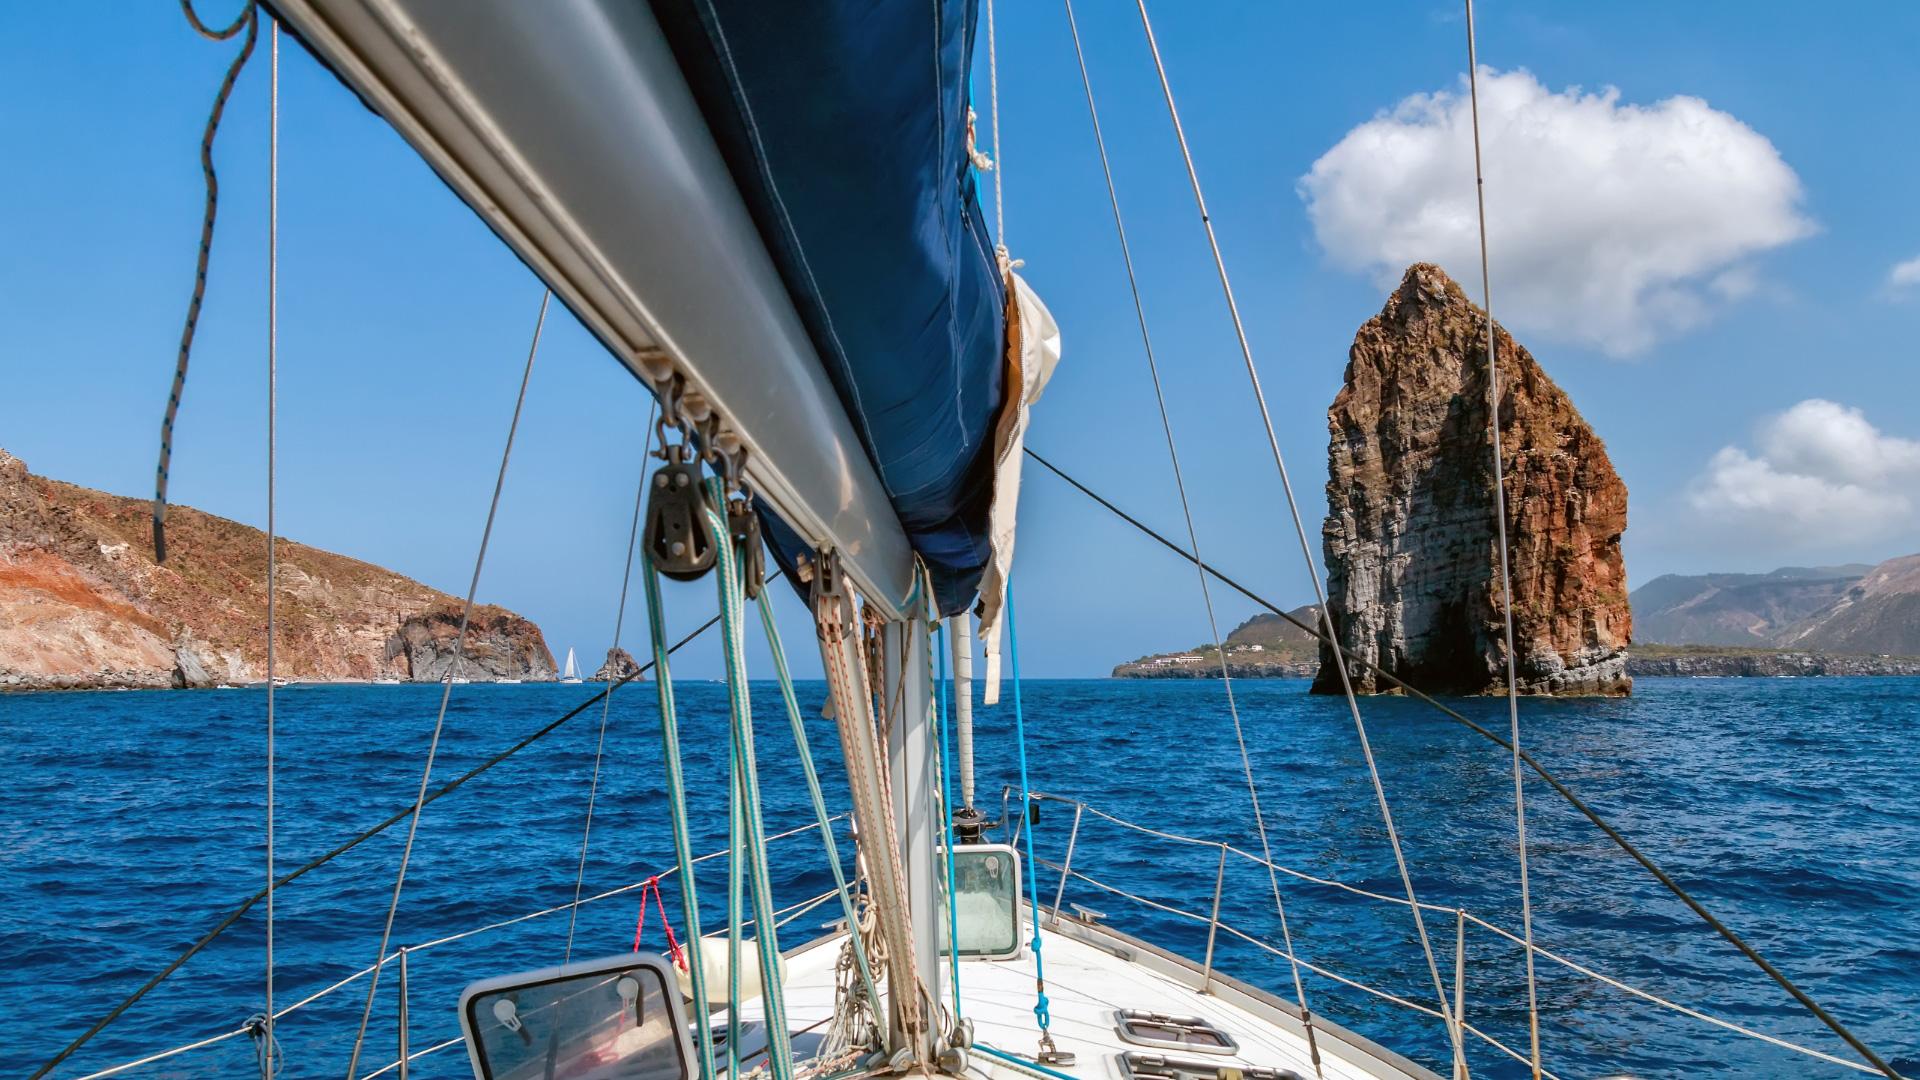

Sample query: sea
[3,677,1916,1079]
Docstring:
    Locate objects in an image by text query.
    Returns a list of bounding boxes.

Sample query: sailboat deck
[737,916,1442,1080]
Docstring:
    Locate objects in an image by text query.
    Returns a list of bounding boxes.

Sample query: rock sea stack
[1314,264,1631,697]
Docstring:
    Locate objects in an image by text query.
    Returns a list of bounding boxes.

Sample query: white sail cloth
[979,271,1061,704]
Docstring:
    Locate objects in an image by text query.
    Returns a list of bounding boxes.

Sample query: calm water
[3,678,1916,1079]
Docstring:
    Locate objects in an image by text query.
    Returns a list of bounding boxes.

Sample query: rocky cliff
[0,449,555,689]
[1315,264,1630,697]
[592,647,643,681]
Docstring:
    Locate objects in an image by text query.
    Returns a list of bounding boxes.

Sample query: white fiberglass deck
[732,914,1442,1080]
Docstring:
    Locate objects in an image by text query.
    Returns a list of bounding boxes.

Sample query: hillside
[0,449,554,689]
[1112,606,1322,678]
[1630,565,1870,645]
[1631,556,1920,655]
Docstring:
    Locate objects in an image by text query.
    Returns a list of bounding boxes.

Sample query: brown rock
[1313,264,1631,697]
[0,448,556,689]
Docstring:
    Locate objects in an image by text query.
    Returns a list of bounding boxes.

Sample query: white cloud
[1690,400,1920,543]
[1299,69,1813,356]
[1888,254,1920,294]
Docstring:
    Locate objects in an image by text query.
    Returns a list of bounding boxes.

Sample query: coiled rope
[153,0,258,563]
[1058,2,1323,1073]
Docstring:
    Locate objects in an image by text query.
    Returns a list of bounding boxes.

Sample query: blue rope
[639,555,716,1080]
[935,622,964,1019]
[1007,585,1051,1037]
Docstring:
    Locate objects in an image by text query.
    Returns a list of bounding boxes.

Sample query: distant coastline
[1113,643,1920,681]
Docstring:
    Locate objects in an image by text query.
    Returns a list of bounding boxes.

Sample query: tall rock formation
[0,449,555,689]
[1314,264,1631,697]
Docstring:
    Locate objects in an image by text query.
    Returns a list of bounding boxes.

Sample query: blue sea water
[2,677,1916,1079]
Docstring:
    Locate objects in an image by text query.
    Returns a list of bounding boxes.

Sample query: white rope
[1459,6,1542,1077]
[1129,2,1467,1070]
[343,289,552,1079]
[1058,3,1322,1073]
[562,398,659,963]
[986,0,1005,259]
[262,18,279,1078]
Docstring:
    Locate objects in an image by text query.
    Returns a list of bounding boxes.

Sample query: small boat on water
[560,647,583,684]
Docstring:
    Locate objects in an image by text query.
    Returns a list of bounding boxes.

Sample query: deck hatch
[1118,1051,1302,1080]
[938,844,1023,960]
[457,951,692,1080]
[1114,1010,1241,1055]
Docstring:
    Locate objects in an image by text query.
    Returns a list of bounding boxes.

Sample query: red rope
[631,877,686,969]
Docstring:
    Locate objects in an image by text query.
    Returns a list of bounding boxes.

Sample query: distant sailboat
[560,647,581,684]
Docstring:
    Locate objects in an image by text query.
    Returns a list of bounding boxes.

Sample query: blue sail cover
[651,0,1006,617]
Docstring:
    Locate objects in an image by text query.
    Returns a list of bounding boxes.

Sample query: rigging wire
[1023,446,1904,1079]
[1130,0,1465,1063]
[935,623,965,1021]
[562,399,659,963]
[985,0,1006,259]
[1458,5,1541,1076]
[344,289,552,1080]
[1058,3,1323,1073]
[262,18,278,1077]
[154,0,258,563]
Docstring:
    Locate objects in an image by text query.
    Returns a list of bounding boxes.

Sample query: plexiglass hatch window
[938,844,1022,959]
[459,953,692,1080]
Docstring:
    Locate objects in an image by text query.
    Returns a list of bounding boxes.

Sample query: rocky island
[1314,264,1631,697]
[0,449,555,689]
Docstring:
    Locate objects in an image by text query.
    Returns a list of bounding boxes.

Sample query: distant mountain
[1773,555,1920,655]
[1629,564,1872,646]
[0,449,555,689]
[1631,557,1920,656]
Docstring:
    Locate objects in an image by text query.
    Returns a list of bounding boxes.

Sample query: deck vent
[1118,1052,1302,1080]
[1114,1011,1240,1056]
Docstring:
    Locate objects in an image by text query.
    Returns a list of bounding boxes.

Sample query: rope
[1058,4,1322,1073]
[343,288,550,1079]
[1129,4,1466,1066]
[1022,447,1905,1078]
[935,623,964,1019]
[816,582,928,1054]
[1457,7,1540,1077]
[153,0,258,562]
[642,547,719,1080]
[562,399,659,963]
[628,876,686,965]
[243,1013,282,1079]
[1004,587,1058,1060]
[986,0,1006,262]
[757,587,883,1025]
[708,479,795,1080]
[262,18,279,1079]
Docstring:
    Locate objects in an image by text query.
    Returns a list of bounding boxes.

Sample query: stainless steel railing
[1003,787,1882,1078]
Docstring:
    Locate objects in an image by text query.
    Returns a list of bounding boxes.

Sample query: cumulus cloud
[1690,400,1920,543]
[1299,69,1813,356]
[1888,254,1920,294]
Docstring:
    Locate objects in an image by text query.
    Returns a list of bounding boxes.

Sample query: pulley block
[644,447,718,581]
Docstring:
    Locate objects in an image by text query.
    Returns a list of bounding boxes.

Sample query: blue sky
[3,3,1918,678]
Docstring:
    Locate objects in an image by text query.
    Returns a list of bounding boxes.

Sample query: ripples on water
[2,678,1915,1078]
